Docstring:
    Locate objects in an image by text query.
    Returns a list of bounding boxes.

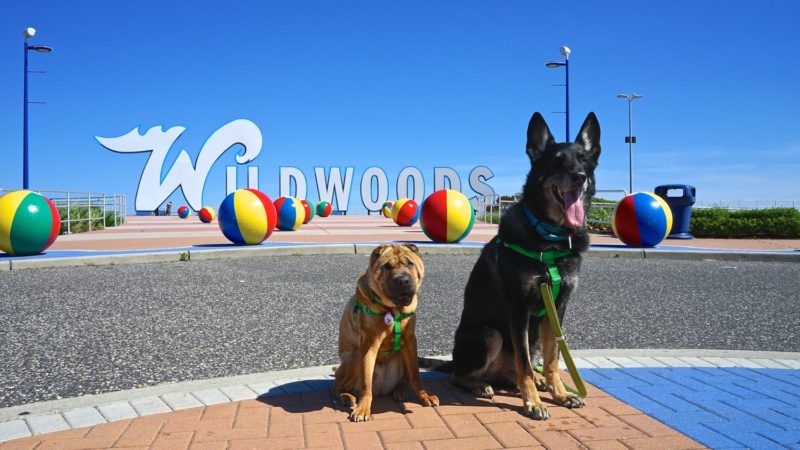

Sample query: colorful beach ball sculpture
[198,206,216,223]
[382,201,394,218]
[392,198,420,227]
[316,201,332,217]
[218,189,277,245]
[612,192,673,247]
[0,190,61,256]
[274,197,305,231]
[420,190,475,243]
[177,206,191,218]
[300,199,315,224]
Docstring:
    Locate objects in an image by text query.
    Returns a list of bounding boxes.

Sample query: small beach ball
[178,206,191,218]
[300,199,315,224]
[316,201,332,217]
[218,189,277,245]
[198,206,216,223]
[392,198,420,226]
[421,190,475,243]
[612,192,673,247]
[274,197,305,231]
[382,201,394,218]
[0,190,61,256]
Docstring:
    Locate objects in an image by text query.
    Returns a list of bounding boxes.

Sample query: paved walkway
[2,351,799,449]
[49,215,800,252]
[2,216,799,448]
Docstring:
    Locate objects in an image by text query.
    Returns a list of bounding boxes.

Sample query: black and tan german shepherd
[449,111,600,419]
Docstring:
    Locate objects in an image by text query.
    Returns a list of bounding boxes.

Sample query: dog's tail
[418,356,453,374]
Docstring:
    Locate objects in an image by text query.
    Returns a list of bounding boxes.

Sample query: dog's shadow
[254,371,460,417]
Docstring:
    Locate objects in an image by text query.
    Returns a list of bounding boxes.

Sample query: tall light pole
[23,27,53,190]
[545,45,571,141]
[617,93,642,194]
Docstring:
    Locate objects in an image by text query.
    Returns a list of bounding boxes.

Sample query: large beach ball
[274,197,305,231]
[316,201,332,217]
[612,192,673,247]
[420,190,475,243]
[382,201,394,218]
[392,198,420,226]
[300,199,315,224]
[0,190,60,256]
[198,206,216,223]
[218,189,277,245]
[178,206,191,218]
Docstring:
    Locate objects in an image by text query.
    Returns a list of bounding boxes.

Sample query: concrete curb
[2,348,798,441]
[2,243,798,270]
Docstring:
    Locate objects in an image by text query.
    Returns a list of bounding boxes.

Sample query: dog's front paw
[349,403,372,422]
[523,402,550,420]
[559,394,585,409]
[419,391,439,407]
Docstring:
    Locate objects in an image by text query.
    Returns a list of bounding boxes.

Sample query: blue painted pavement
[583,367,800,449]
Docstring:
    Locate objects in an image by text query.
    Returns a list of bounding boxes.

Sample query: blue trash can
[655,184,696,239]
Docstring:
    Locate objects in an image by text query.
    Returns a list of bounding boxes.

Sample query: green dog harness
[352,289,415,354]
[497,237,588,397]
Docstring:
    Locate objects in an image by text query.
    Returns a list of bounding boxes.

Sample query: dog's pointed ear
[526,112,555,161]
[575,112,601,162]
[402,243,420,255]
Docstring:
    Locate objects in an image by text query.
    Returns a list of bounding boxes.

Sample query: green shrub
[58,207,106,234]
[690,208,800,238]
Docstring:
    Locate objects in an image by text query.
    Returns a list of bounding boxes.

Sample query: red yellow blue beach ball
[274,197,305,231]
[382,201,394,218]
[612,192,673,247]
[198,206,216,223]
[392,198,420,226]
[420,190,475,243]
[300,199,315,224]
[316,201,332,217]
[0,190,61,256]
[177,206,191,218]
[218,189,277,245]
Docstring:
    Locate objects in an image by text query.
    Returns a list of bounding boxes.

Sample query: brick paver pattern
[2,377,704,449]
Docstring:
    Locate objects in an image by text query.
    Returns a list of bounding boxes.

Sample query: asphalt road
[1,254,798,408]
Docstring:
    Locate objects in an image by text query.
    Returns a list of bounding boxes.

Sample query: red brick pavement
[1,377,705,449]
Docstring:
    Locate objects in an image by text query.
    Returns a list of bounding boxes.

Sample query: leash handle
[540,282,588,398]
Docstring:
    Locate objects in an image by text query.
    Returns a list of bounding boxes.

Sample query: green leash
[353,290,414,354]
[498,238,588,398]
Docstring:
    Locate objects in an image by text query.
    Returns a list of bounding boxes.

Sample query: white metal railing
[473,189,629,226]
[694,199,799,210]
[0,188,127,235]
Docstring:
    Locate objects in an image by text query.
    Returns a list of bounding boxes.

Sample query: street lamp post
[617,93,642,194]
[23,27,52,190]
[545,46,571,141]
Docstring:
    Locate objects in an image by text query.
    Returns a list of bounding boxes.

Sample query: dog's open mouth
[553,187,585,229]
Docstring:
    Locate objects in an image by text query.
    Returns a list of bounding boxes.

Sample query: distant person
[165,201,173,216]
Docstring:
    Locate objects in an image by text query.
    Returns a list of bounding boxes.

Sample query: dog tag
[384,312,394,326]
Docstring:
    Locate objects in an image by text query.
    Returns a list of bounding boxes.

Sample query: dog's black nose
[393,274,412,288]
[573,172,587,184]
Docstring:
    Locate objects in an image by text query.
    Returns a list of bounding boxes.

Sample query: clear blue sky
[2,1,798,211]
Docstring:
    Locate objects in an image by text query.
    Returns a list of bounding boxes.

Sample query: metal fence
[0,189,127,235]
[473,189,629,226]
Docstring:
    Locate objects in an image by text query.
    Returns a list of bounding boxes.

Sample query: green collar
[496,238,574,317]
[352,288,415,354]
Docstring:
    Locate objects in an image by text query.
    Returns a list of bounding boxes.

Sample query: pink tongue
[563,191,584,228]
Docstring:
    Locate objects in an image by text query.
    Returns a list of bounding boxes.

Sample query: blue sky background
[1,1,798,212]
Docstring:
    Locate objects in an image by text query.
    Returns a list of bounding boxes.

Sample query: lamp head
[24,27,36,40]
[545,61,565,68]
[559,46,571,58]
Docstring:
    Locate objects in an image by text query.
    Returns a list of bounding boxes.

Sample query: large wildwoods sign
[97,119,495,213]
